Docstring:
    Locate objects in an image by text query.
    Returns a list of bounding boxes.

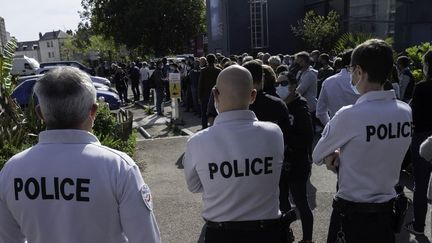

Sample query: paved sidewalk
[134,136,431,243]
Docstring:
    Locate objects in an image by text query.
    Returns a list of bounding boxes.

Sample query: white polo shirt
[313,90,412,203]
[316,69,360,125]
[0,130,160,243]
[183,110,284,222]
[297,66,318,112]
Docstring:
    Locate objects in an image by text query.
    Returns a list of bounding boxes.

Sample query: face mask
[350,75,361,95]
[276,85,290,100]
[214,100,219,114]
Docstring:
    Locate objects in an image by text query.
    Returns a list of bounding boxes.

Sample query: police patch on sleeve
[140,184,153,211]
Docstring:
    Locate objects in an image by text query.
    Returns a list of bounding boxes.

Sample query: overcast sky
[0,0,83,41]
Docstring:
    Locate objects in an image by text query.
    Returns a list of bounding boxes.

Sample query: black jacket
[284,94,314,181]
[249,90,292,149]
[411,80,432,133]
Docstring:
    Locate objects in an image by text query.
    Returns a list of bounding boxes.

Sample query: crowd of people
[1,38,432,243]
[181,40,432,243]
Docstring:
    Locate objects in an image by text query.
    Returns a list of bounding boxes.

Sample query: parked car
[39,61,94,75]
[19,73,112,88]
[12,78,121,110]
[11,55,40,76]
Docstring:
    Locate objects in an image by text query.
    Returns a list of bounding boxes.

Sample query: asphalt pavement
[134,134,431,243]
[127,94,431,243]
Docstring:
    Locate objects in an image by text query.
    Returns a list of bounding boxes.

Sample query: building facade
[206,0,303,56]
[38,31,70,63]
[207,0,432,55]
[305,0,432,51]
[15,41,41,62]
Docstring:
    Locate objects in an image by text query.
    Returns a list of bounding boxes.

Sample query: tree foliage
[404,42,432,82]
[333,32,374,54]
[81,0,206,56]
[1,38,42,169]
[61,24,127,64]
[291,10,340,52]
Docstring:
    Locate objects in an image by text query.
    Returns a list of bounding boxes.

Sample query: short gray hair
[268,56,281,67]
[34,67,96,129]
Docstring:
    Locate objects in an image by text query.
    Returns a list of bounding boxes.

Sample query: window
[48,52,51,58]
[47,42,50,48]
[51,52,55,58]
[250,0,269,50]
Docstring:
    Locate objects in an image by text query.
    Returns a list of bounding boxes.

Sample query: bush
[404,42,431,82]
[93,103,137,157]
[0,53,136,170]
[291,10,340,52]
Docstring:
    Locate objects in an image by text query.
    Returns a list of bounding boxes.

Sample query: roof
[16,41,39,51]
[39,30,70,41]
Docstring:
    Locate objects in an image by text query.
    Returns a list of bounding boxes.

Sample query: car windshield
[29,59,40,69]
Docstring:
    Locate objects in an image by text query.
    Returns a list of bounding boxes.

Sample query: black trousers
[279,171,313,241]
[131,81,140,101]
[327,204,395,243]
[200,97,209,129]
[205,225,286,243]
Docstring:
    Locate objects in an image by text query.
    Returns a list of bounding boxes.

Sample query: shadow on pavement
[176,153,184,169]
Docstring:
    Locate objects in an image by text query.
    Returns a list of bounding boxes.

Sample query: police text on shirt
[366,122,412,142]
[14,177,90,201]
[208,157,273,179]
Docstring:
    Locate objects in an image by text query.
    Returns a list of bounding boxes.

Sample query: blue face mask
[350,75,361,95]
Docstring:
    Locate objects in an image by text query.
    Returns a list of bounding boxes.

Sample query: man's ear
[35,105,45,121]
[250,89,257,104]
[90,103,98,120]
[212,87,219,102]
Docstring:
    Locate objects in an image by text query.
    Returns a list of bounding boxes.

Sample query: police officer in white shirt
[312,39,412,243]
[183,65,287,243]
[0,67,161,243]
[316,50,360,126]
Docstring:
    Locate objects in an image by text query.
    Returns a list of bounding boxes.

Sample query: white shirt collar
[213,110,257,125]
[38,129,100,144]
[355,90,396,105]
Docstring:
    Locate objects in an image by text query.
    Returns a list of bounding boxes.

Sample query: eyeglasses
[347,65,357,73]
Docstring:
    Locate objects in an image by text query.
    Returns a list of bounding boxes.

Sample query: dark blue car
[12,78,121,110]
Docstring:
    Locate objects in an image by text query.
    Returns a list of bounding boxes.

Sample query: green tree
[81,0,206,56]
[1,38,43,168]
[333,32,394,55]
[61,22,129,64]
[291,10,340,52]
[404,42,432,82]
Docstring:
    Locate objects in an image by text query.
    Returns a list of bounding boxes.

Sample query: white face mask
[276,85,290,100]
[350,75,361,95]
[214,100,220,114]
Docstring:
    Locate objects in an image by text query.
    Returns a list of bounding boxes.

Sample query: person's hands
[324,149,340,173]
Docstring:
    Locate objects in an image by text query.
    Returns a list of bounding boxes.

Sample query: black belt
[333,197,394,214]
[206,218,281,231]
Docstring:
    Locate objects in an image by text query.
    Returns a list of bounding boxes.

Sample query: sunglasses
[274,80,289,87]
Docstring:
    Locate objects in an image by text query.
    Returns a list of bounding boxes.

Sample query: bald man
[183,65,288,243]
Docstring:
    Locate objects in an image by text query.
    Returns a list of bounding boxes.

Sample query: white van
[11,56,40,76]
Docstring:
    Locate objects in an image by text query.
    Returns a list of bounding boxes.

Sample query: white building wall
[39,39,61,63]
[15,50,40,62]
